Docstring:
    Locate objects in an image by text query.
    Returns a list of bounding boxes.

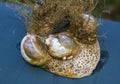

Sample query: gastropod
[21,34,48,66]
[21,32,79,66]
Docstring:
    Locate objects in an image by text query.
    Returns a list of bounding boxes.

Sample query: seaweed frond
[4,0,99,44]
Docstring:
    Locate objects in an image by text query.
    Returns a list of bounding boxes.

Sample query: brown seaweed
[5,0,99,44]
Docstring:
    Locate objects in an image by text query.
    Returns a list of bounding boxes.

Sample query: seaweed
[4,0,99,44]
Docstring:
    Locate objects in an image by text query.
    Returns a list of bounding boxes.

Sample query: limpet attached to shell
[21,34,48,66]
[82,14,95,22]
[82,14,97,33]
[45,33,79,60]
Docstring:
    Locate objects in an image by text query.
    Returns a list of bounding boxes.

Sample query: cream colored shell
[20,14,100,78]
[42,41,100,78]
[21,34,100,78]
[45,33,78,60]
[21,34,48,66]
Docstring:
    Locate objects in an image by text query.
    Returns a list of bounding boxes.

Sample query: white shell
[21,34,48,66]
[45,33,78,59]
[82,14,95,22]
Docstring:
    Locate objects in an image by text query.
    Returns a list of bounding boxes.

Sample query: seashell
[82,14,97,33]
[20,33,100,78]
[82,14,95,22]
[21,34,48,66]
[42,40,100,78]
[73,14,98,44]
[45,32,79,60]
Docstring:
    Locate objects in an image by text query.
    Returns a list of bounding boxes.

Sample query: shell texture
[21,35,48,66]
[45,33,78,60]
[21,31,100,78]
[42,41,100,78]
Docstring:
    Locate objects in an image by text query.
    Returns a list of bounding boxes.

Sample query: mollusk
[45,33,78,60]
[21,32,78,65]
[21,34,48,66]
[82,14,97,33]
[20,32,100,78]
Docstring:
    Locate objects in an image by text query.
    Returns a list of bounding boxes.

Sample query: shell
[42,41,100,78]
[21,34,48,66]
[45,33,79,60]
[82,14,97,33]
[20,33,100,78]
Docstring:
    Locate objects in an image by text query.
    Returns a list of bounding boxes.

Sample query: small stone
[63,57,67,60]
[67,56,73,60]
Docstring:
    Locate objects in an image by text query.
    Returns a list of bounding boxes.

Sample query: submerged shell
[21,34,48,66]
